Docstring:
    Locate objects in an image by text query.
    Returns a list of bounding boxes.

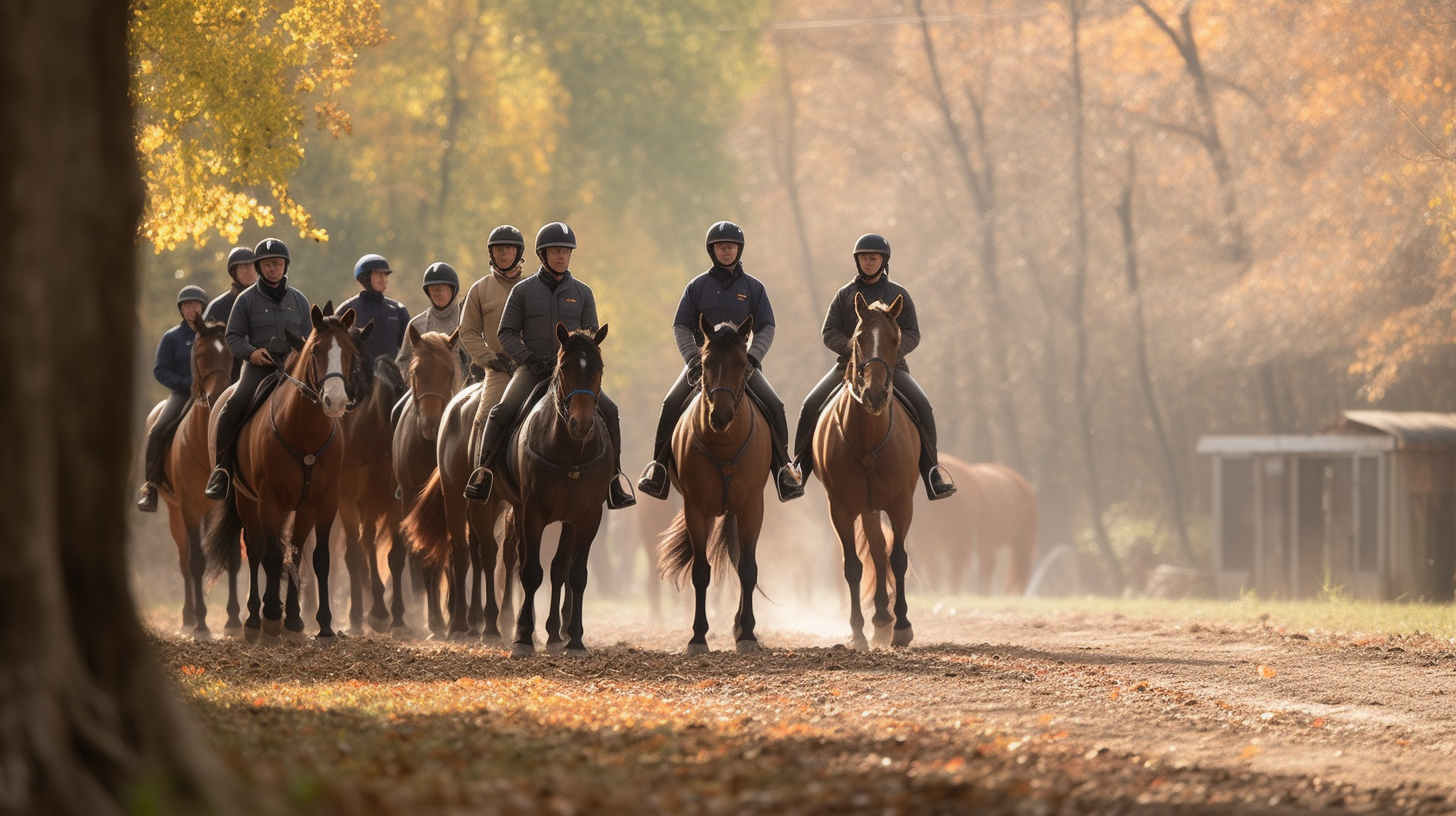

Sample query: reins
[522,350,609,481]
[692,369,758,512]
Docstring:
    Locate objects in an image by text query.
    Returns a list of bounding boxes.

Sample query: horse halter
[277,332,352,406]
[850,354,894,403]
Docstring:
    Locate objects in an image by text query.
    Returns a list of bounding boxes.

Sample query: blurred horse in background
[911,455,1037,596]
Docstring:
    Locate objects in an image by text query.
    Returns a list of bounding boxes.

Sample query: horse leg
[386,528,411,636]
[224,532,244,636]
[888,502,915,647]
[282,526,309,637]
[473,505,503,646]
[168,505,195,632]
[565,510,602,656]
[684,507,713,655]
[338,502,367,635]
[864,513,894,648]
[733,510,763,654]
[421,562,445,639]
[829,504,867,651]
[544,524,575,654]
[260,532,285,643]
[466,519,485,636]
[187,524,211,640]
[497,518,518,640]
[243,530,263,643]
[511,512,546,659]
[445,525,472,642]
[311,510,338,641]
[365,514,392,633]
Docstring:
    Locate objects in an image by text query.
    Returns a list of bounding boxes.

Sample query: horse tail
[403,468,450,570]
[656,509,692,588]
[855,514,889,604]
[202,499,244,582]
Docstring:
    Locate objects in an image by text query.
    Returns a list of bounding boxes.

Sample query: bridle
[703,358,751,421]
[275,331,352,405]
[849,353,894,405]
[553,347,602,429]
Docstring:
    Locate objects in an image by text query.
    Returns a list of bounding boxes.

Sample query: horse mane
[196,319,227,338]
[557,328,604,370]
[705,321,748,349]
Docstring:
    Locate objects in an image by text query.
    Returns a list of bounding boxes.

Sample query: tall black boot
[605,410,636,509]
[463,416,511,503]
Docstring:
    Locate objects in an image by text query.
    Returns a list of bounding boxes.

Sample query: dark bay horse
[913,455,1037,596]
[658,316,770,655]
[148,319,241,638]
[392,326,463,635]
[203,302,364,642]
[812,294,919,650]
[337,353,408,636]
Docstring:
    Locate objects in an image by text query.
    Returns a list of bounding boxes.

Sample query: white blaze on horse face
[212,338,227,356]
[320,337,349,418]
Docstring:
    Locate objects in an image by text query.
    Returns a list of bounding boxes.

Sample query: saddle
[817,382,922,427]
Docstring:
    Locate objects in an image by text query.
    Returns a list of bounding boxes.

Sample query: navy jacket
[821,275,921,372]
[673,264,775,365]
[338,289,409,362]
[498,268,598,364]
[204,286,242,325]
[226,278,312,361]
[153,320,197,395]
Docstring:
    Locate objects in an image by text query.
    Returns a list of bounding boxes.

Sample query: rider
[637,221,805,503]
[461,221,636,509]
[205,246,257,380]
[203,237,314,500]
[458,225,528,469]
[136,284,210,512]
[395,261,468,375]
[338,253,409,363]
[791,233,956,500]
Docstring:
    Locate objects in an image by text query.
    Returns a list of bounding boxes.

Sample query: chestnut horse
[203,303,365,642]
[812,294,918,650]
[913,455,1037,596]
[658,316,770,655]
[392,326,463,635]
[148,319,241,638]
[337,353,408,635]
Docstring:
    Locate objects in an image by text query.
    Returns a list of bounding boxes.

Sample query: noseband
[850,355,894,402]
[705,365,751,416]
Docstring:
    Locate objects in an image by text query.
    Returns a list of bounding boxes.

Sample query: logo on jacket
[736,293,748,301]
[565,298,577,303]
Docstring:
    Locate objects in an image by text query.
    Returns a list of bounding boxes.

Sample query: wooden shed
[1197,411,1456,601]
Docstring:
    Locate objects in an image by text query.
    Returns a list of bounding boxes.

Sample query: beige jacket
[459,270,524,367]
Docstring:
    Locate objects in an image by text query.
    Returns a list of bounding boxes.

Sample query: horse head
[553,322,607,442]
[191,319,232,405]
[849,292,903,416]
[697,313,754,433]
[297,303,367,419]
[406,324,462,441]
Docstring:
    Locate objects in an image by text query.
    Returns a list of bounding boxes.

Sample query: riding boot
[770,419,804,503]
[136,482,158,512]
[791,405,820,482]
[638,369,693,500]
[605,407,636,510]
[920,447,957,500]
[463,415,510,503]
[204,465,231,500]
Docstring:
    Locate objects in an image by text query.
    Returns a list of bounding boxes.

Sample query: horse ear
[887,293,904,319]
[446,327,460,348]
[698,313,711,342]
[339,307,357,329]
[737,315,754,343]
[286,330,306,353]
[555,322,570,347]
[356,319,374,342]
[853,291,869,319]
[311,304,324,328]
[323,300,335,317]
[593,323,608,345]
[407,323,423,349]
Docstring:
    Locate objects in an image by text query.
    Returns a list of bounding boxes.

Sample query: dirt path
[155,605,1456,814]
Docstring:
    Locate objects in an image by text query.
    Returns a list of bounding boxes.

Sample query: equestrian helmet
[487,224,526,249]
[534,222,577,253]
[853,233,891,260]
[421,261,459,295]
[705,220,746,251]
[226,246,255,277]
[353,253,392,282]
[252,237,291,271]
[176,284,209,308]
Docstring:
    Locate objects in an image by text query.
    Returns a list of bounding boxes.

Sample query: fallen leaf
[1241,745,1262,759]
[1310,717,1326,728]
[1258,665,1278,678]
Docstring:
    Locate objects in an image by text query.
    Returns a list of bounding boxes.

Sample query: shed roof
[1197,411,1456,455]
[1334,411,1456,449]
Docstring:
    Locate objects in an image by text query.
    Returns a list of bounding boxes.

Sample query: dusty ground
[151,600,1456,815]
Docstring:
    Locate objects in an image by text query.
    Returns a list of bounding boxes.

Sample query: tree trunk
[771,34,826,329]
[1066,0,1124,594]
[0,4,242,814]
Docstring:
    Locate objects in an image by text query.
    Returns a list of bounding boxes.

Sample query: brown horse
[658,316,771,655]
[203,302,365,642]
[912,455,1037,596]
[392,326,463,634]
[148,319,241,638]
[337,353,408,636]
[812,293,919,650]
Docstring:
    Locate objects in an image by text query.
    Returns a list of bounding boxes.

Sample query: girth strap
[691,407,757,512]
[269,398,339,511]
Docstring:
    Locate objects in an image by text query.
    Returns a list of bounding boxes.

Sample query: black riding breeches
[747,368,792,471]
[477,368,625,474]
[144,391,190,484]
[211,361,271,470]
[794,367,844,463]
[793,365,940,476]
[649,366,696,463]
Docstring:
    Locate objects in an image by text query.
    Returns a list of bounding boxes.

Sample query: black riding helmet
[488,224,525,272]
[252,237,291,273]
[176,284,209,315]
[226,246,255,278]
[705,220,745,267]
[535,222,577,264]
[421,261,459,298]
[853,232,891,277]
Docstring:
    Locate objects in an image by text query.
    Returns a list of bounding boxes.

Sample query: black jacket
[821,275,921,372]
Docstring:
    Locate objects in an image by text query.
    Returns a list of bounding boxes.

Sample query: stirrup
[136,483,158,513]
[775,463,805,502]
[203,468,230,501]
[463,467,493,504]
[607,473,637,510]
[637,461,670,500]
[927,465,957,500]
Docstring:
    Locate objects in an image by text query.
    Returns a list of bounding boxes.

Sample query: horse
[392,326,463,635]
[658,315,771,655]
[148,319,241,638]
[202,302,365,642]
[912,454,1037,596]
[811,293,919,650]
[336,353,408,636]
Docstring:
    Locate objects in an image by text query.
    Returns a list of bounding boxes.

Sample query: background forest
[132,0,1456,587]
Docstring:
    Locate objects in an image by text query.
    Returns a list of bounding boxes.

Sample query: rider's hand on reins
[250,348,274,367]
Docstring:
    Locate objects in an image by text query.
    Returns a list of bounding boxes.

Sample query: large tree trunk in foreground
[0,4,240,815]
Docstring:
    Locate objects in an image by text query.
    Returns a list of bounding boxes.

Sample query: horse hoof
[891,625,914,648]
[685,642,710,656]
[390,625,416,642]
[368,612,391,634]
[448,630,473,644]
[871,625,893,649]
[545,641,566,655]
[849,636,869,652]
[243,624,262,645]
[479,632,504,649]
[224,621,244,638]
[565,646,588,658]
[510,643,536,659]
[316,633,336,645]
[262,618,283,638]
[192,627,213,642]
[735,639,761,654]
